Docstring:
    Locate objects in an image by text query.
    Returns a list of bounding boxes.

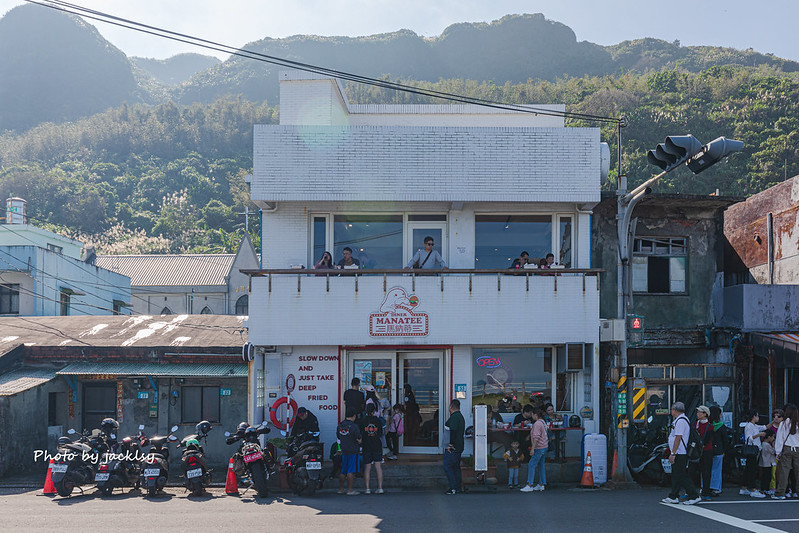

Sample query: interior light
[348,224,352,228]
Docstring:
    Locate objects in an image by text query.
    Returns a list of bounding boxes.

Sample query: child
[760,429,777,496]
[503,441,523,488]
[336,409,362,495]
[385,404,404,460]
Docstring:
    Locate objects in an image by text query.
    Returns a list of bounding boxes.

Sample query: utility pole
[613,134,743,483]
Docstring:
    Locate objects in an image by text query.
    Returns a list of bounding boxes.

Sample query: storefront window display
[472,347,553,412]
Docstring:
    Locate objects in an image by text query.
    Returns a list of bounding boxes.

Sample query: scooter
[139,425,179,497]
[627,416,670,485]
[95,425,147,496]
[177,421,213,496]
[284,431,325,496]
[225,421,274,498]
[51,428,107,497]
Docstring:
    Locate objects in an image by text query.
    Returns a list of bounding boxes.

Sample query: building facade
[244,71,608,455]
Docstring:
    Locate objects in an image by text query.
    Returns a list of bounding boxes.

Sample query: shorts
[362,452,383,465]
[341,454,361,475]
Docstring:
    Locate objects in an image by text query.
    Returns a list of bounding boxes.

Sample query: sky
[1,0,798,62]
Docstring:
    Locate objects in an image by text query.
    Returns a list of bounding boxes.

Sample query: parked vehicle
[627,416,670,485]
[139,425,179,497]
[51,428,107,497]
[284,431,325,496]
[177,421,213,496]
[225,421,274,498]
[95,424,147,496]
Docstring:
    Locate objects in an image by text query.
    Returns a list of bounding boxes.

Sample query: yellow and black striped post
[632,379,646,423]
[617,376,628,429]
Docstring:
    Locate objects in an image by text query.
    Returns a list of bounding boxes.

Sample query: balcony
[718,284,799,331]
[244,269,601,346]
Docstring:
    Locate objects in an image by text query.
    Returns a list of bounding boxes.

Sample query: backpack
[678,415,703,462]
[396,415,404,436]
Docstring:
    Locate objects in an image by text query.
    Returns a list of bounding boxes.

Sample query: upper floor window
[632,237,687,294]
[235,295,249,315]
[200,306,212,314]
[0,284,20,314]
[333,214,403,269]
[59,290,70,316]
[161,306,172,315]
[47,243,63,254]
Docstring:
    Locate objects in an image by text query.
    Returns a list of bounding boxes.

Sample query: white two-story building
[245,71,608,455]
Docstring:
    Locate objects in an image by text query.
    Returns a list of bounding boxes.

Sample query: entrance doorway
[82,383,116,430]
[348,350,445,453]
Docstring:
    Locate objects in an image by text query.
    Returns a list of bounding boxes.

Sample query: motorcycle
[96,424,147,496]
[139,425,179,497]
[225,421,274,498]
[627,416,670,485]
[51,428,108,497]
[284,431,325,496]
[177,421,213,496]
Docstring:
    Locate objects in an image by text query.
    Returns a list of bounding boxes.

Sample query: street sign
[632,379,646,422]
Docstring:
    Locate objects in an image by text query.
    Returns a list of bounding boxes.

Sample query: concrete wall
[719,284,799,331]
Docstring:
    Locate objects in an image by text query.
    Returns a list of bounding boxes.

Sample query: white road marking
[755,519,799,523]
[661,503,785,532]
[699,500,799,504]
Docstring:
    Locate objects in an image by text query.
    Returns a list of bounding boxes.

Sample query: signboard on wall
[281,351,340,416]
[369,287,428,337]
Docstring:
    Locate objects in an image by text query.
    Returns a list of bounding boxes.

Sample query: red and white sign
[369,287,428,336]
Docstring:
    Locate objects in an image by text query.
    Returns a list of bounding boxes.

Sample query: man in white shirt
[774,404,799,499]
[662,402,700,505]
[405,237,447,270]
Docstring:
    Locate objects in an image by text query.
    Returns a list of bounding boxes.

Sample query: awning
[0,368,56,396]
[750,332,799,367]
[56,362,247,378]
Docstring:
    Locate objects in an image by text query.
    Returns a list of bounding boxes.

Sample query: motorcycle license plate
[186,468,203,479]
[660,459,672,474]
[306,461,322,470]
[243,451,262,463]
[51,464,68,473]
[94,472,110,481]
[144,468,161,477]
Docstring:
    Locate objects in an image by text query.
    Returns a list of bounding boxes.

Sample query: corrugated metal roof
[95,254,235,287]
[56,362,247,377]
[753,332,799,345]
[0,368,56,396]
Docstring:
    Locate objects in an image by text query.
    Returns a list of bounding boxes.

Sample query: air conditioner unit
[600,319,625,342]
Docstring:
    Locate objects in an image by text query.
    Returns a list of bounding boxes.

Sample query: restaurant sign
[369,287,428,337]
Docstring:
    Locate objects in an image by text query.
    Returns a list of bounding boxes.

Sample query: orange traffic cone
[42,460,56,495]
[580,451,595,488]
[225,458,239,495]
[610,449,618,480]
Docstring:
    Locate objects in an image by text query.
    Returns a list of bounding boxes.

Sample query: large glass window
[0,283,19,314]
[312,216,327,265]
[472,347,552,411]
[475,215,552,268]
[558,216,572,268]
[632,237,687,294]
[333,215,403,268]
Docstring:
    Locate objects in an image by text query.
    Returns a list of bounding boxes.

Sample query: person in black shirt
[443,399,465,495]
[514,405,534,462]
[343,377,365,419]
[359,403,385,494]
[291,407,319,440]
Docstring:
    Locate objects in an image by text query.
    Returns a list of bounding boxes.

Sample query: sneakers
[346,490,358,496]
[337,489,346,495]
[772,495,786,500]
[682,497,702,506]
[520,485,536,493]
[739,488,751,496]
[750,490,766,498]
[711,490,722,497]
[444,489,457,495]
[661,497,679,504]
[386,454,397,460]
[532,484,545,491]
[364,489,371,495]
[375,488,384,494]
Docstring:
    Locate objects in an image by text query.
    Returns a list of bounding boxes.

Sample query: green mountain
[132,53,221,86]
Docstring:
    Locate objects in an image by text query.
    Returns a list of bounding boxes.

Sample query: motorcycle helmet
[100,418,119,435]
[237,422,249,433]
[185,438,200,449]
[195,420,212,435]
[569,415,582,428]
[57,436,71,447]
[244,426,258,437]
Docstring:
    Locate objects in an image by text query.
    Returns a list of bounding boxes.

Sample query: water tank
[582,433,608,484]
[6,197,26,225]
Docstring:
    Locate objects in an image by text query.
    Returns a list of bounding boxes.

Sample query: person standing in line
[694,405,716,500]
[708,405,727,496]
[385,404,404,460]
[741,408,767,498]
[520,408,548,492]
[336,410,362,496]
[359,404,385,494]
[504,441,523,489]
[773,403,799,499]
[442,399,465,495]
[343,377,365,420]
[760,429,777,496]
[662,402,701,505]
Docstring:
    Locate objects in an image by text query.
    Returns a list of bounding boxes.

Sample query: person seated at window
[337,247,360,269]
[404,236,447,270]
[540,253,555,268]
[314,251,335,270]
[544,403,557,425]
[486,404,512,452]
[510,251,531,269]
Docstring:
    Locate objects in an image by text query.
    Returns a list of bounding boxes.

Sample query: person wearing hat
[694,405,716,500]
[291,406,320,440]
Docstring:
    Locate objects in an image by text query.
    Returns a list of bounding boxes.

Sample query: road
[2,485,799,532]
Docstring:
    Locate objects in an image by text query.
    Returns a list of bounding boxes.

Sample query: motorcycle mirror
[168,435,178,442]
[139,425,145,430]
[739,422,747,428]
[67,429,76,435]
[224,431,231,437]
[258,421,268,430]
[647,416,653,423]
[311,432,320,437]
[170,425,179,432]
[280,430,287,436]
[110,434,116,440]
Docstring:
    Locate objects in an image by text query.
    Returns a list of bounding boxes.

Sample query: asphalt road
[2,485,799,532]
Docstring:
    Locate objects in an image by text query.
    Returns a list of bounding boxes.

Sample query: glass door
[350,352,396,416]
[405,223,447,268]
[399,352,443,453]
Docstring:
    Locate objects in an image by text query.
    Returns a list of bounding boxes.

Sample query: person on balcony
[404,236,447,270]
[510,251,531,269]
[314,251,335,270]
[337,247,360,269]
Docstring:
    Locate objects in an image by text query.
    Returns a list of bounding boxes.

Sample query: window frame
[181,385,221,423]
[474,212,575,269]
[0,283,20,315]
[632,236,688,295]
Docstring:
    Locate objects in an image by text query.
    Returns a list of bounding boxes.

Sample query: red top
[696,420,714,451]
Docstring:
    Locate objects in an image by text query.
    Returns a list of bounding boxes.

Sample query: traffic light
[687,137,744,174]
[627,314,645,347]
[647,135,702,172]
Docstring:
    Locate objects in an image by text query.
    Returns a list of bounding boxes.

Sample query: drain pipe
[767,212,774,284]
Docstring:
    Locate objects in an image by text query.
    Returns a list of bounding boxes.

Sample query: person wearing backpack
[741,408,768,498]
[662,401,701,505]
[708,405,728,496]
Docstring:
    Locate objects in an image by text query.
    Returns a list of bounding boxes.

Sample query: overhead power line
[26,0,621,125]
